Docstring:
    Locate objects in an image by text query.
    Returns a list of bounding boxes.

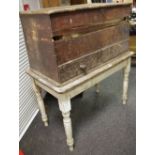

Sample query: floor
[20,67,136,155]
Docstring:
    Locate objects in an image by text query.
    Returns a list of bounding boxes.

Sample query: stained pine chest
[20,3,131,84]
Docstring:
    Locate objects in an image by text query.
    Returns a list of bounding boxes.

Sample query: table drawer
[54,21,129,65]
[58,40,128,83]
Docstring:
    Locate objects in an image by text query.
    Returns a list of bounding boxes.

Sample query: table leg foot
[69,146,74,151]
[33,80,48,126]
[122,99,127,105]
[122,58,131,104]
[58,96,74,151]
[95,84,100,93]
[62,111,74,151]
[44,121,48,127]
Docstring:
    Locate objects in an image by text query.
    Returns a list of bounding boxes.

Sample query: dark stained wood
[71,0,87,5]
[58,40,129,82]
[54,21,129,65]
[20,3,131,83]
[20,14,59,82]
[50,5,131,33]
[52,18,124,37]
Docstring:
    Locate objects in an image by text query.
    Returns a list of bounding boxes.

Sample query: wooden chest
[20,3,131,84]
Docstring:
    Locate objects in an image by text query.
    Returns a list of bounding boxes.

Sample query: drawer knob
[80,64,87,74]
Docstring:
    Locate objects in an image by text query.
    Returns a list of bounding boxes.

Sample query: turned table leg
[58,96,74,151]
[33,80,48,126]
[95,83,100,93]
[122,58,131,104]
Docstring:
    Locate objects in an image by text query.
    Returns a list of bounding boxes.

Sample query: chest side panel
[20,14,59,82]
